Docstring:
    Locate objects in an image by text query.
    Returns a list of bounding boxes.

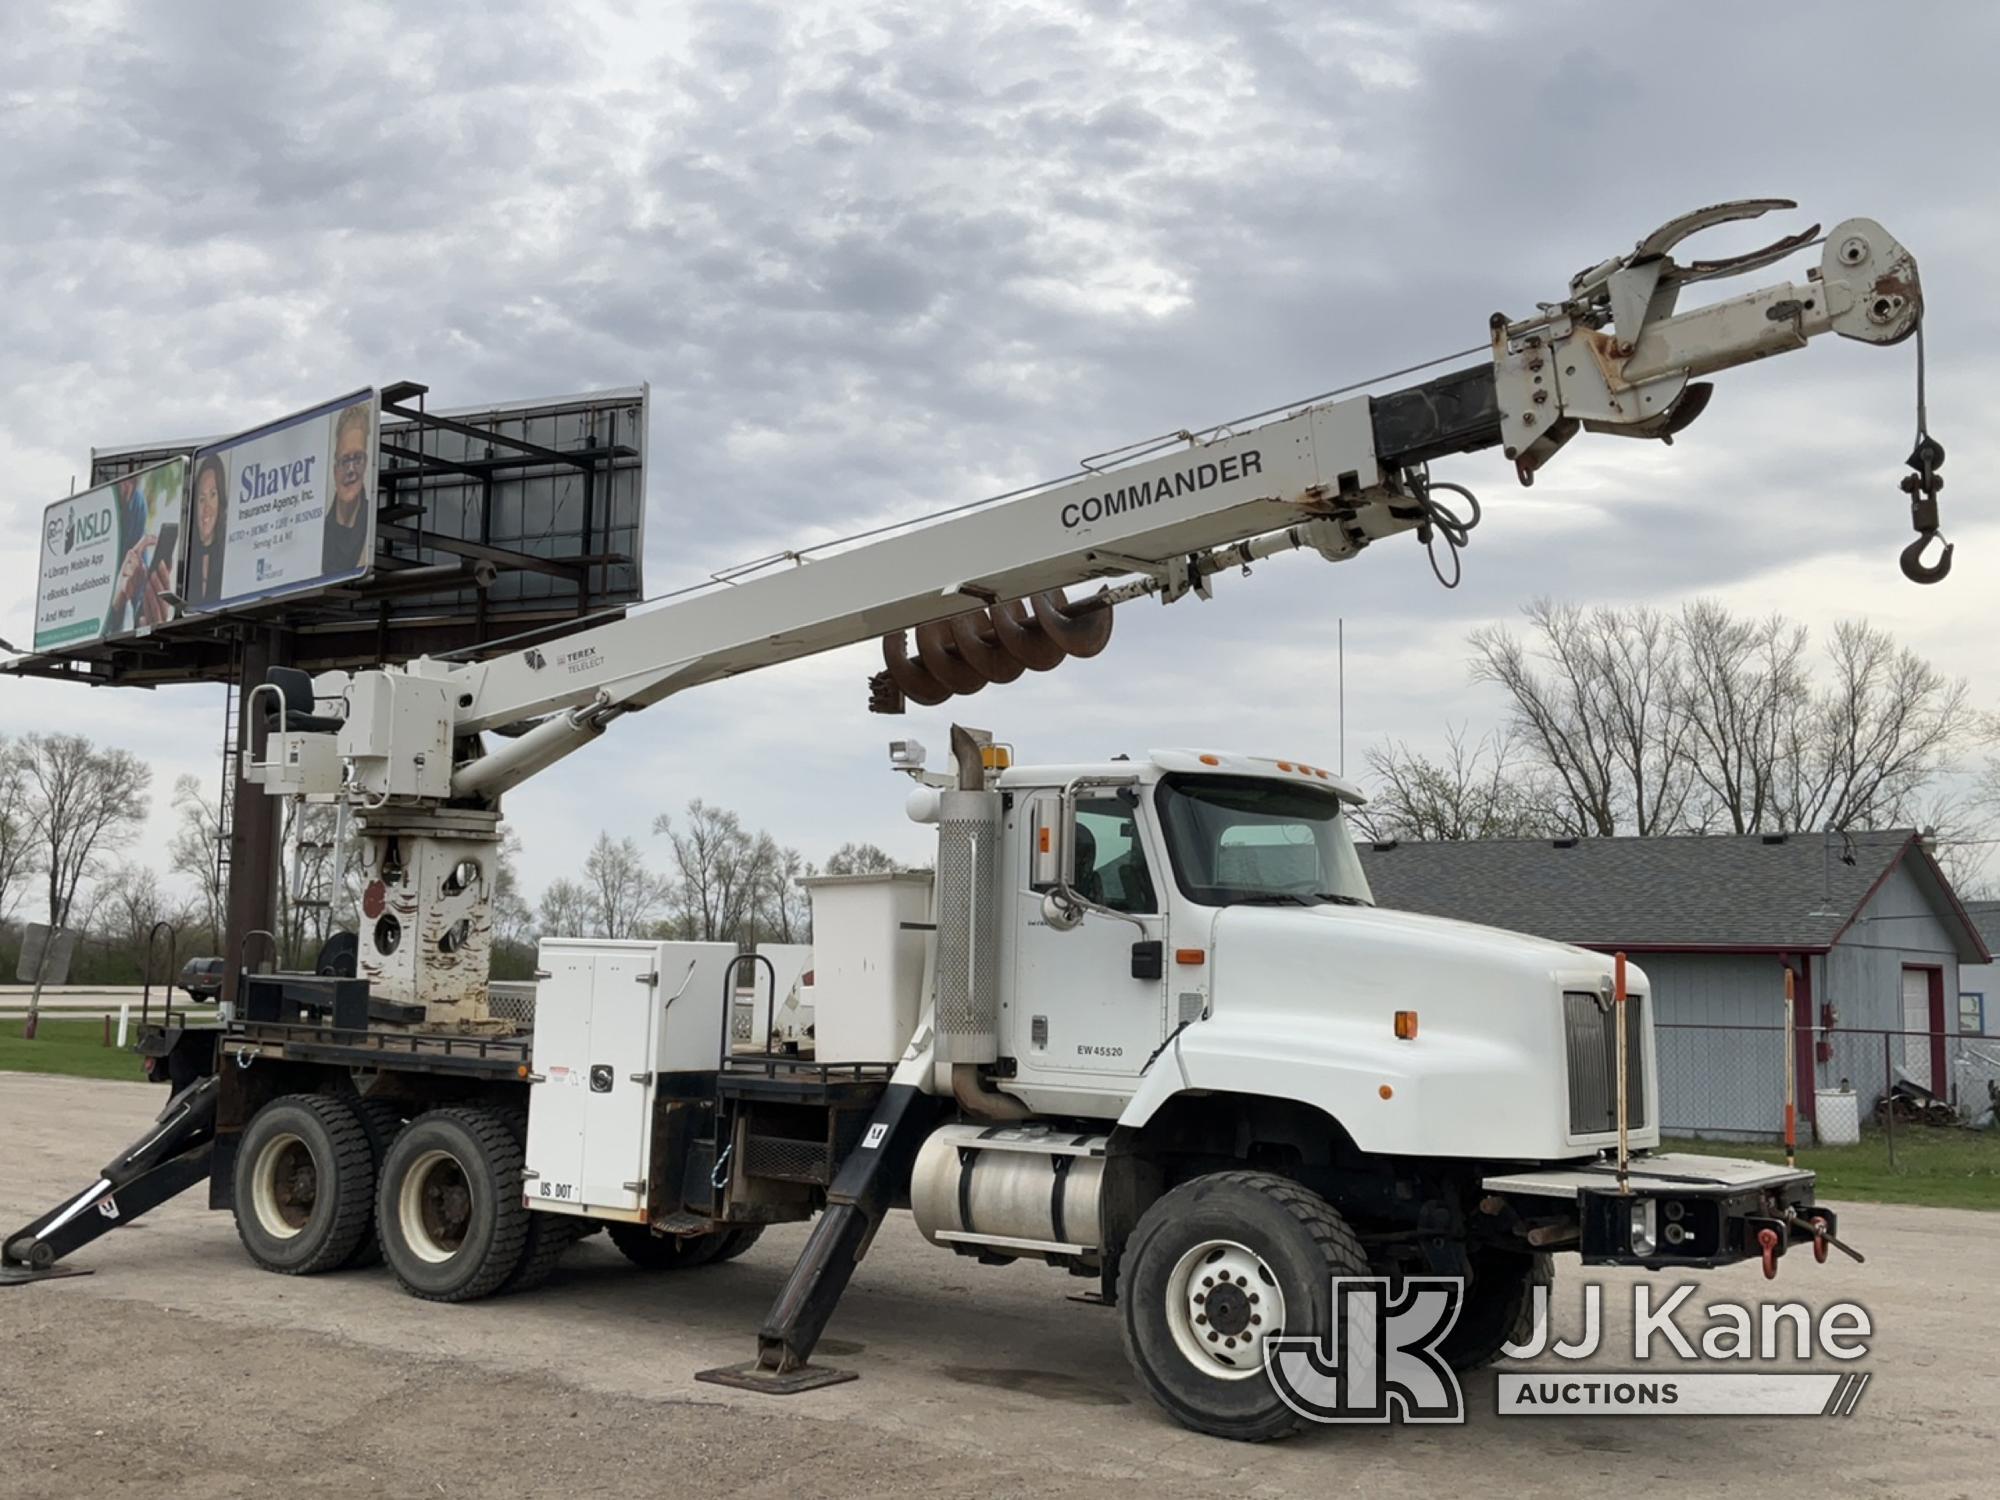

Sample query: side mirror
[1041,889,1083,932]
[1030,797,1065,888]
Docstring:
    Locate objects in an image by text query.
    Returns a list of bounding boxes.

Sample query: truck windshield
[1154,774,1374,908]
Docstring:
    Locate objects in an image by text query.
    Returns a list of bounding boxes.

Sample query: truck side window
[1074,798,1158,915]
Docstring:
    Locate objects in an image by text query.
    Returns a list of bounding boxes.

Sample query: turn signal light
[1175,948,1206,966]
[1393,1010,1419,1040]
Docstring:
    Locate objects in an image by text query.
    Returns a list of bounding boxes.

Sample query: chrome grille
[1563,990,1647,1135]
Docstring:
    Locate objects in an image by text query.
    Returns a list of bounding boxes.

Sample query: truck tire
[1439,1249,1550,1372]
[502,1212,583,1294]
[606,1222,729,1269]
[1119,1170,1370,1442]
[342,1098,409,1270]
[232,1094,375,1276]
[709,1225,765,1263]
[376,1107,530,1302]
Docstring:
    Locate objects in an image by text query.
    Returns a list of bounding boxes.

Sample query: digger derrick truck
[3,202,1937,1439]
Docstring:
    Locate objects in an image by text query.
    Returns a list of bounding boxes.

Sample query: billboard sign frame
[32,455,189,652]
[184,387,379,614]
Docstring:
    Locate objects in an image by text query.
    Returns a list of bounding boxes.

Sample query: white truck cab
[946,748,1659,1164]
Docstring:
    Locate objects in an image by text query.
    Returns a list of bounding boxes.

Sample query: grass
[0,1019,151,1083]
[1661,1131,2000,1212]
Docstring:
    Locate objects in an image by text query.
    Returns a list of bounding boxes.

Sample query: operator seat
[262,666,344,734]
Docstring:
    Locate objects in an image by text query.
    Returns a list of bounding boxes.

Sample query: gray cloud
[2,0,1993,899]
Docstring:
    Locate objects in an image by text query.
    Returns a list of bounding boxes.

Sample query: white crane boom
[241,202,1942,1022]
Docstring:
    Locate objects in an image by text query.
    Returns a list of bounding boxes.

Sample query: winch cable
[1408,463,1483,589]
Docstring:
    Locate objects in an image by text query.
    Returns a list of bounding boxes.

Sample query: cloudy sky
[3,0,1995,911]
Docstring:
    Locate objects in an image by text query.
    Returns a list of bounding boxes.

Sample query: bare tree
[1772,620,1970,833]
[1447,602,1969,846]
[583,832,667,939]
[1471,601,1694,837]
[490,829,534,948]
[753,844,814,944]
[655,800,772,942]
[18,733,150,1037]
[89,863,190,980]
[1354,726,1567,842]
[1671,602,1808,834]
[0,736,42,924]
[167,773,226,948]
[824,841,898,876]
[1470,604,1621,836]
[20,733,152,927]
[537,876,594,938]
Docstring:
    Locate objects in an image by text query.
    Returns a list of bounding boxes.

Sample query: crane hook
[1900,529,1952,585]
[1898,432,1950,584]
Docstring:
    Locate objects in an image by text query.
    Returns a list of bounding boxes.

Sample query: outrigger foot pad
[693,1360,859,1394]
[0,1264,93,1287]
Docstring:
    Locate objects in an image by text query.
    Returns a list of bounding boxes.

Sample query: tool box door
[525,942,660,1217]
[524,947,592,1209]
[576,946,660,1213]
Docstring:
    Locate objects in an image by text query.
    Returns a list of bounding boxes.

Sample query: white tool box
[522,938,736,1222]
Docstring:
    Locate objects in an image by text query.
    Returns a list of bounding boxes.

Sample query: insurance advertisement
[185,388,378,612]
[32,456,189,651]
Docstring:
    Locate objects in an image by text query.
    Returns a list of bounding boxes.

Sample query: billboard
[185,388,378,612]
[32,456,188,650]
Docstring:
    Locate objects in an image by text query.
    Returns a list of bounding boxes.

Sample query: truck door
[1012,790,1167,1076]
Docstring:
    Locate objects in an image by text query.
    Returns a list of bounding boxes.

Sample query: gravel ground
[2,1072,1995,1499]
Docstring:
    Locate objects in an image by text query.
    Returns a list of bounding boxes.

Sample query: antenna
[1338,616,1346,776]
[1808,823,1842,918]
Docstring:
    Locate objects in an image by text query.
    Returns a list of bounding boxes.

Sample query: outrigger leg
[1,1075,219,1284]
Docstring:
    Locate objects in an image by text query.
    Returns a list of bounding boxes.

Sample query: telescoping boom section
[233,202,1942,1024]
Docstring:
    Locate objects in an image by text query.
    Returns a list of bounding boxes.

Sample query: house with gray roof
[1958,901,2000,1038]
[1356,830,1990,1141]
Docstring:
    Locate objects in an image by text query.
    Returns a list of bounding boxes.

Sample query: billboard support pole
[221,627,289,1006]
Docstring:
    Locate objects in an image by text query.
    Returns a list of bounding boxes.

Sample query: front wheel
[606,1222,736,1269]
[1439,1249,1550,1372]
[1119,1171,1369,1442]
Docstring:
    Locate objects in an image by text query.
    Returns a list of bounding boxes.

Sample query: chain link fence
[1657,1021,2000,1142]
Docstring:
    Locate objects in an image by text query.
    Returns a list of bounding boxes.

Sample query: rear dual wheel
[376,1107,531,1302]
[232,1094,376,1275]
[607,1222,764,1269]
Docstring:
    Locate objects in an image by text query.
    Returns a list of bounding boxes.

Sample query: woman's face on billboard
[196,469,221,543]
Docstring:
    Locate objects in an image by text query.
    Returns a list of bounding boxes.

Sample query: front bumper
[1483,1152,1835,1274]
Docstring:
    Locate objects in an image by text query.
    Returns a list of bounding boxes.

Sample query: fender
[1117,1011,1646,1161]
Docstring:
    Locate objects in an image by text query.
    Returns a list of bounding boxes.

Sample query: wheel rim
[1164,1239,1287,1381]
[250,1132,317,1240]
[399,1148,473,1263]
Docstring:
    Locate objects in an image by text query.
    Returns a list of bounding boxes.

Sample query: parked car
[177,956,226,1003]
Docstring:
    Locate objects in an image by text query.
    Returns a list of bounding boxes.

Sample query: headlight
[1629,1199,1657,1255]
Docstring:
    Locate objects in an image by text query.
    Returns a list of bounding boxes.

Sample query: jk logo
[1264,1277,1466,1424]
